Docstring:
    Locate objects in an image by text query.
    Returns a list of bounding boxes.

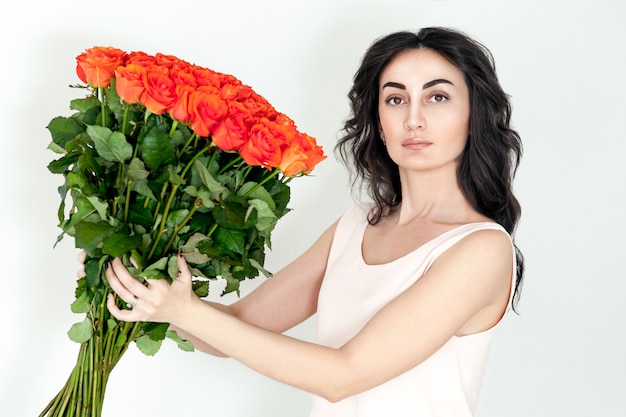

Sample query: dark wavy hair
[336,27,524,310]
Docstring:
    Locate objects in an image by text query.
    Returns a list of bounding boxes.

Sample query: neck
[394,168,476,225]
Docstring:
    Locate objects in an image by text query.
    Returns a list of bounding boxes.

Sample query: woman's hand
[105,253,199,324]
[77,250,86,278]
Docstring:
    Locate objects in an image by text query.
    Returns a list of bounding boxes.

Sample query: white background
[1,1,625,416]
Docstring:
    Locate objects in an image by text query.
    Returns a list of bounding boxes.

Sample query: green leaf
[70,95,100,113]
[127,158,150,181]
[115,330,128,348]
[74,221,118,256]
[167,165,186,186]
[194,278,211,297]
[166,330,194,352]
[84,257,101,288]
[166,209,189,226]
[87,125,133,162]
[248,198,278,233]
[268,179,291,217]
[47,150,81,174]
[106,79,126,121]
[135,334,162,356]
[144,322,169,341]
[145,257,168,272]
[127,202,154,228]
[67,318,93,343]
[47,116,84,148]
[214,227,246,255]
[181,234,212,264]
[106,319,118,333]
[213,197,252,230]
[47,141,66,155]
[237,182,276,211]
[130,179,157,201]
[84,196,109,220]
[102,231,142,257]
[193,160,229,200]
[142,127,176,171]
[184,185,216,209]
[70,292,89,314]
[220,267,241,296]
[61,197,97,234]
[248,258,273,279]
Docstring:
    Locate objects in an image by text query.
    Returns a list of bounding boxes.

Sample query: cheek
[443,109,470,140]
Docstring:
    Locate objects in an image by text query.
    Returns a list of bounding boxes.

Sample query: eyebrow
[382,78,454,90]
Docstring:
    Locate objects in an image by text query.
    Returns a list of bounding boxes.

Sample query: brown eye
[428,94,448,103]
[386,96,405,106]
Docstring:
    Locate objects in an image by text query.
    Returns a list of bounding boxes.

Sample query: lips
[402,138,432,149]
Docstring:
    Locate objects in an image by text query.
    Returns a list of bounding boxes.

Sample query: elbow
[322,392,348,404]
[317,378,358,403]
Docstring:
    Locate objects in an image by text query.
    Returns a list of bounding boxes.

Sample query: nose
[405,102,425,130]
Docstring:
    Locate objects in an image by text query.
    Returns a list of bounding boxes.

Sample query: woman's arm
[107,228,513,402]
[110,220,338,357]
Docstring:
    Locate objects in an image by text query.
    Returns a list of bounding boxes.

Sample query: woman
[104,26,524,416]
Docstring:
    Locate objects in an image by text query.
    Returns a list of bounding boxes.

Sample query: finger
[109,257,151,298]
[107,293,140,322]
[176,252,192,284]
[76,250,86,278]
[105,265,133,304]
[105,259,143,304]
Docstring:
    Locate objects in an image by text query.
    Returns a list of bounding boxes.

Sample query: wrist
[169,294,205,329]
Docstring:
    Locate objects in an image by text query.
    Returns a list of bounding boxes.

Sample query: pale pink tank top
[309,203,516,417]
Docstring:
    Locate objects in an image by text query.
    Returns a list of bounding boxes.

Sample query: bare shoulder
[424,227,514,315]
[442,227,513,268]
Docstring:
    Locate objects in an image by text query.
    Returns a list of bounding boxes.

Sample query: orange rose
[114,64,146,104]
[211,102,252,151]
[216,73,242,100]
[140,66,177,115]
[298,133,327,171]
[126,51,156,66]
[187,87,229,137]
[239,119,283,168]
[274,113,296,129]
[191,65,221,88]
[155,53,189,71]
[277,130,326,176]
[76,46,127,88]
[169,84,195,124]
[170,67,197,88]
[277,141,309,176]
[241,89,278,120]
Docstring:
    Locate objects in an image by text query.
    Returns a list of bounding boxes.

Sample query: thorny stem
[163,199,201,254]
[180,146,208,179]
[169,120,179,138]
[39,292,142,417]
[218,155,243,175]
[122,105,130,137]
[97,87,109,128]
[147,146,210,259]
[206,223,218,238]
[147,183,179,260]
[243,169,281,198]
[124,180,132,222]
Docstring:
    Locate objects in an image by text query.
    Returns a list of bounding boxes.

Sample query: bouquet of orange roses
[41,46,325,417]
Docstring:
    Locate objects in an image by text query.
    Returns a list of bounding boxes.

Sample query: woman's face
[378,48,470,175]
